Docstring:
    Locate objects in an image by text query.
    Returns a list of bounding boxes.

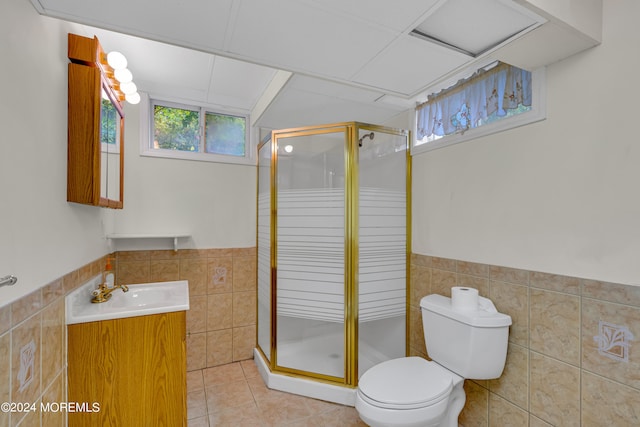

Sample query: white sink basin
[66,275,189,324]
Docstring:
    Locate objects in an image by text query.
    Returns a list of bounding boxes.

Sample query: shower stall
[256,122,410,403]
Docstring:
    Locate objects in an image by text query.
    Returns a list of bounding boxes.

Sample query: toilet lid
[358,357,453,410]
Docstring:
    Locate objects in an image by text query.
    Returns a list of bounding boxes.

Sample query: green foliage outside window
[101,98,117,145]
[153,105,200,152]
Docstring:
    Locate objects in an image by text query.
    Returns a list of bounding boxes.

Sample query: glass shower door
[357,127,408,378]
[274,127,347,380]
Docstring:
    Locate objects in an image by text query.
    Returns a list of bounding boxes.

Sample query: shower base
[253,348,356,406]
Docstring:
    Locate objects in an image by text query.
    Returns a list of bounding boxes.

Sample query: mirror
[100,86,123,204]
[67,33,124,208]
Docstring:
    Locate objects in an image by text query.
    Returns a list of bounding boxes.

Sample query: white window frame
[139,93,256,166]
[411,66,546,156]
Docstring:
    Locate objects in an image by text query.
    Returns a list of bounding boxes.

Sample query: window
[413,61,545,154]
[141,96,253,165]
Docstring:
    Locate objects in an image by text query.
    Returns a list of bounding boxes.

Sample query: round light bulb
[107,51,127,70]
[284,145,293,153]
[119,81,137,95]
[125,92,141,105]
[114,68,133,84]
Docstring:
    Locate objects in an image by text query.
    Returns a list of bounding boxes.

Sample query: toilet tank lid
[420,294,512,327]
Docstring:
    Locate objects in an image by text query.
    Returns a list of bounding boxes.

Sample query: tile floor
[187,359,368,426]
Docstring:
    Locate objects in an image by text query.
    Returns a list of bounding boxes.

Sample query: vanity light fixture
[105,50,140,105]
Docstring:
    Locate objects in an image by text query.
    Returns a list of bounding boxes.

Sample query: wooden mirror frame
[67,33,124,209]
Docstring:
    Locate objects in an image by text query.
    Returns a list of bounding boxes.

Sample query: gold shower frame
[256,121,412,388]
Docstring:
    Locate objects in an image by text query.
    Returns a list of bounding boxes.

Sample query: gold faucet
[91,257,128,303]
[91,282,129,303]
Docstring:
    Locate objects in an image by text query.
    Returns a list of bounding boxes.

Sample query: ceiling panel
[227,0,398,80]
[208,56,277,109]
[256,77,403,129]
[352,35,471,97]
[35,0,234,51]
[306,0,442,32]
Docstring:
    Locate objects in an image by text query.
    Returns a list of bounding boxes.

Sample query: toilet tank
[420,294,512,379]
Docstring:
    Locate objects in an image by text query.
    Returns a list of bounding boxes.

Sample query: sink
[66,274,190,324]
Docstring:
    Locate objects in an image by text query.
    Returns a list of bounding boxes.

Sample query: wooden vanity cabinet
[67,311,187,427]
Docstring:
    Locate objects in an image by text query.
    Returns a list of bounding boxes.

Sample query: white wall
[0,0,110,306]
[412,0,640,286]
[0,0,257,306]
[109,102,257,250]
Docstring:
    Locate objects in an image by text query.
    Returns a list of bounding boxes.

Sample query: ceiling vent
[410,0,544,57]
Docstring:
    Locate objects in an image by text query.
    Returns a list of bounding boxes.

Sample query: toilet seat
[358,357,453,410]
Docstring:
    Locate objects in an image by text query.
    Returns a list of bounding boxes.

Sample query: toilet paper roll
[451,287,479,311]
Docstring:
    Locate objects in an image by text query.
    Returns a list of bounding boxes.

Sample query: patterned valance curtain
[416,62,532,139]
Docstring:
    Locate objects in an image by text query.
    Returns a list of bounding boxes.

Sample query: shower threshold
[253,348,356,407]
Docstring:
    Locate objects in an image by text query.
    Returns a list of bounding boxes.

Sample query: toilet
[356,292,512,427]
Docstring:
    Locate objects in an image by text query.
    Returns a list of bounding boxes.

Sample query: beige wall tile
[457,260,490,278]
[582,371,640,426]
[41,298,64,392]
[0,305,10,335]
[410,264,431,308]
[490,281,529,346]
[233,291,256,327]
[488,393,528,427]
[233,247,256,257]
[410,253,431,268]
[0,332,10,424]
[186,296,207,334]
[233,325,256,361]
[11,314,41,406]
[530,352,580,427]
[431,257,456,272]
[409,306,426,357]
[431,269,456,297]
[187,332,207,372]
[530,289,580,366]
[207,329,233,367]
[207,293,233,331]
[489,266,529,286]
[42,278,64,307]
[62,270,80,295]
[233,256,257,292]
[529,415,553,427]
[582,298,640,389]
[180,258,208,296]
[207,257,233,294]
[488,343,528,410]
[150,259,180,282]
[11,290,42,326]
[530,271,580,295]
[117,260,150,285]
[460,380,488,427]
[41,373,64,427]
[582,279,640,308]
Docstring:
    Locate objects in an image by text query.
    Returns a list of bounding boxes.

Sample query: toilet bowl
[355,292,511,427]
[355,357,464,427]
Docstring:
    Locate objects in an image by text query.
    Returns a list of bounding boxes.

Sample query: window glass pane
[205,112,246,156]
[153,104,200,152]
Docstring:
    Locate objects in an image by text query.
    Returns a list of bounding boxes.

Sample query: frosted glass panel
[257,140,271,360]
[358,129,407,378]
[275,131,346,379]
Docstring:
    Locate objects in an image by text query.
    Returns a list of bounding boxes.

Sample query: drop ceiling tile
[227,0,397,80]
[306,0,442,32]
[352,35,471,97]
[36,0,234,50]
[208,56,278,109]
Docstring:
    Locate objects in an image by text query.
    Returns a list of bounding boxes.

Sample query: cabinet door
[68,311,187,426]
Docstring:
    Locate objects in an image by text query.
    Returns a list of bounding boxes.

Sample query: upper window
[141,97,252,165]
[413,62,545,154]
